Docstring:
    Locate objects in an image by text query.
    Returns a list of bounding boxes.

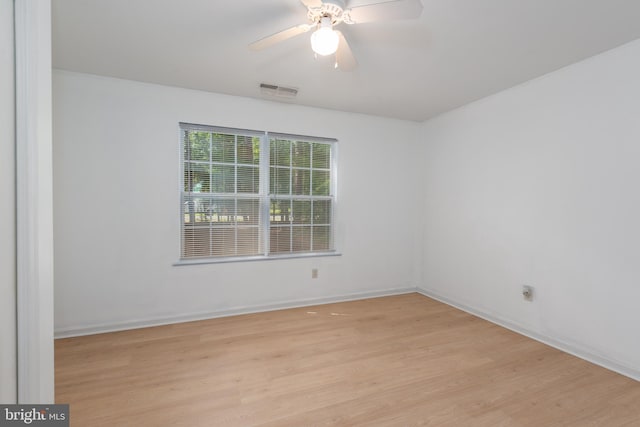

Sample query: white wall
[418,39,640,377]
[53,71,421,335]
[0,0,17,404]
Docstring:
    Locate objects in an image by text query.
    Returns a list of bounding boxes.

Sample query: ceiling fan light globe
[311,27,339,56]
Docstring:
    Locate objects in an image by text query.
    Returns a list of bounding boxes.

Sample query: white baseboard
[417,287,640,382]
[54,287,418,339]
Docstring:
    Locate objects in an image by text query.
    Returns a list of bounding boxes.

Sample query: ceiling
[52,0,640,122]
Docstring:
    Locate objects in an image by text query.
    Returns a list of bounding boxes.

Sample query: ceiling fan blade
[335,31,357,71]
[249,24,312,51]
[300,0,323,8]
[346,0,423,24]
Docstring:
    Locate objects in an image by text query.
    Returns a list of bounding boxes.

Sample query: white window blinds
[269,136,333,254]
[180,123,335,260]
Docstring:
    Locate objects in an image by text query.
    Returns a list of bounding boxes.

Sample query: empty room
[2,0,640,425]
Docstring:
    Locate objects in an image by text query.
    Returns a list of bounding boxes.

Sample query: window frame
[176,123,339,265]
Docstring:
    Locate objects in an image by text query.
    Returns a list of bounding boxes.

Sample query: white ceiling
[52,0,640,122]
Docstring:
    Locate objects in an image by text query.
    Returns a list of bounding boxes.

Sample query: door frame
[15,0,55,404]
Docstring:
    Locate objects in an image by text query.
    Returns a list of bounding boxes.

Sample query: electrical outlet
[312,268,319,279]
[522,285,534,301]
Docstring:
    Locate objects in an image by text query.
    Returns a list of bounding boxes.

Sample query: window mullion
[261,133,270,256]
[234,135,238,256]
[209,132,213,256]
[310,144,314,251]
[310,200,314,252]
[289,141,293,253]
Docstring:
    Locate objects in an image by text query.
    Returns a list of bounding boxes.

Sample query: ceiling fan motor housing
[308,0,346,24]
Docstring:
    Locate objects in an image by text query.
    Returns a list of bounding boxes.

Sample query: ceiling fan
[249,0,423,71]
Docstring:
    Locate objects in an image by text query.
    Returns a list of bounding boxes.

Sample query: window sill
[173,251,342,266]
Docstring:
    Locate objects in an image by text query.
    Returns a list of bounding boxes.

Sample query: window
[180,123,336,261]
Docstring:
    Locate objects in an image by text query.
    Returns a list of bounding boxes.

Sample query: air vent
[260,83,298,99]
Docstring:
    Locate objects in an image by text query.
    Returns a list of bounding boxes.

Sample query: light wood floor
[55,293,640,426]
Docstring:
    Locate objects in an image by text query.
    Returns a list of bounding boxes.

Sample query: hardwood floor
[55,293,640,426]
